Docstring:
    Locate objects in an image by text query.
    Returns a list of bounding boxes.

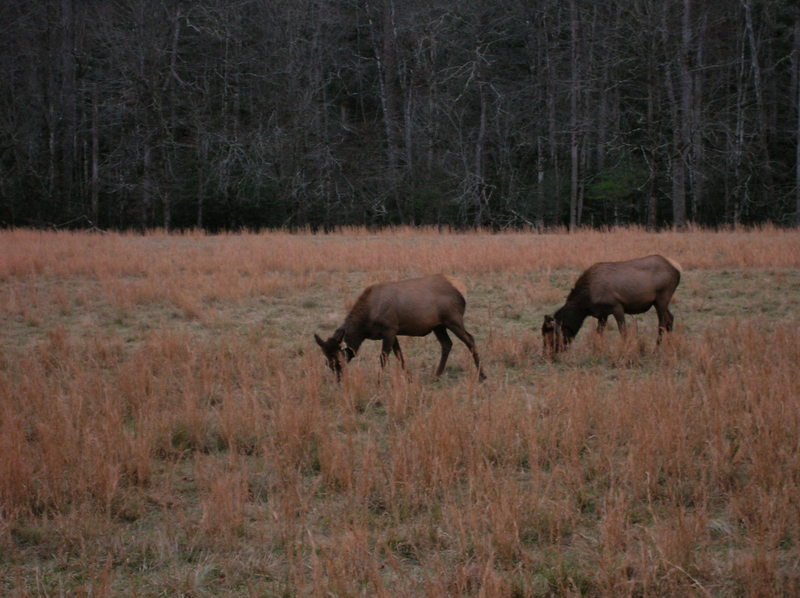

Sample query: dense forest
[1,0,799,231]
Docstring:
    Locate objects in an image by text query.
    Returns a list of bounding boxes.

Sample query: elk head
[541,315,566,357]
[314,327,354,380]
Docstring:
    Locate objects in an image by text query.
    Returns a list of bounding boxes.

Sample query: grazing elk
[314,274,485,381]
[542,254,682,355]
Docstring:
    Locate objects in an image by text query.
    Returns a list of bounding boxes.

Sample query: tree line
[1,0,799,231]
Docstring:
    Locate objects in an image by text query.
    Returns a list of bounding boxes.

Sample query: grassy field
[1,227,799,597]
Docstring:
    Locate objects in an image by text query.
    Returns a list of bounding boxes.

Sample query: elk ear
[314,333,326,348]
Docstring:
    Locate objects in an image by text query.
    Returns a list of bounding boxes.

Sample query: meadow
[1,227,799,597]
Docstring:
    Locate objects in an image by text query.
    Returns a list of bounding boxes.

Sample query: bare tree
[794,11,800,226]
[0,0,797,230]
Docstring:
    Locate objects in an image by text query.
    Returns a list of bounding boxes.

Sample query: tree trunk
[731,21,747,224]
[90,84,99,226]
[163,193,171,231]
[382,0,402,174]
[367,0,403,222]
[404,87,413,172]
[647,183,658,230]
[676,0,692,229]
[795,16,800,226]
[59,0,77,216]
[597,65,608,173]
[578,134,588,226]
[645,12,658,230]
[536,136,545,229]
[568,0,579,231]
[197,168,204,230]
[141,142,152,231]
[671,140,686,229]
[690,10,705,222]
[662,0,689,230]
[474,75,488,227]
[544,6,561,225]
[742,0,766,144]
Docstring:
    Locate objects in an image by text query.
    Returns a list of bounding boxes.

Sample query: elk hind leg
[655,300,674,343]
[445,320,486,381]
[433,326,452,377]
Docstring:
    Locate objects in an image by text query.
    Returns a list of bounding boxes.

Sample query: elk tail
[665,256,683,273]
[443,275,467,300]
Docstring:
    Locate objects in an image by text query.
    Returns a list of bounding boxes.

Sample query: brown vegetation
[1,227,799,596]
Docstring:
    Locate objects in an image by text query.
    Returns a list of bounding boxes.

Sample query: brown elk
[314,274,485,381]
[542,254,682,355]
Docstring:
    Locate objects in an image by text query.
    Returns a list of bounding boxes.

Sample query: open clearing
[1,228,799,597]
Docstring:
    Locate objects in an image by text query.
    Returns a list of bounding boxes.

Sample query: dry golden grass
[1,227,799,597]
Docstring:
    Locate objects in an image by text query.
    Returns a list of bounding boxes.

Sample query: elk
[542,254,682,355]
[314,274,485,381]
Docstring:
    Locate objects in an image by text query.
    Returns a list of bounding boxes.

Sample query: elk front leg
[612,307,626,335]
[380,334,396,369]
[392,337,406,369]
[596,315,608,334]
[655,303,675,343]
